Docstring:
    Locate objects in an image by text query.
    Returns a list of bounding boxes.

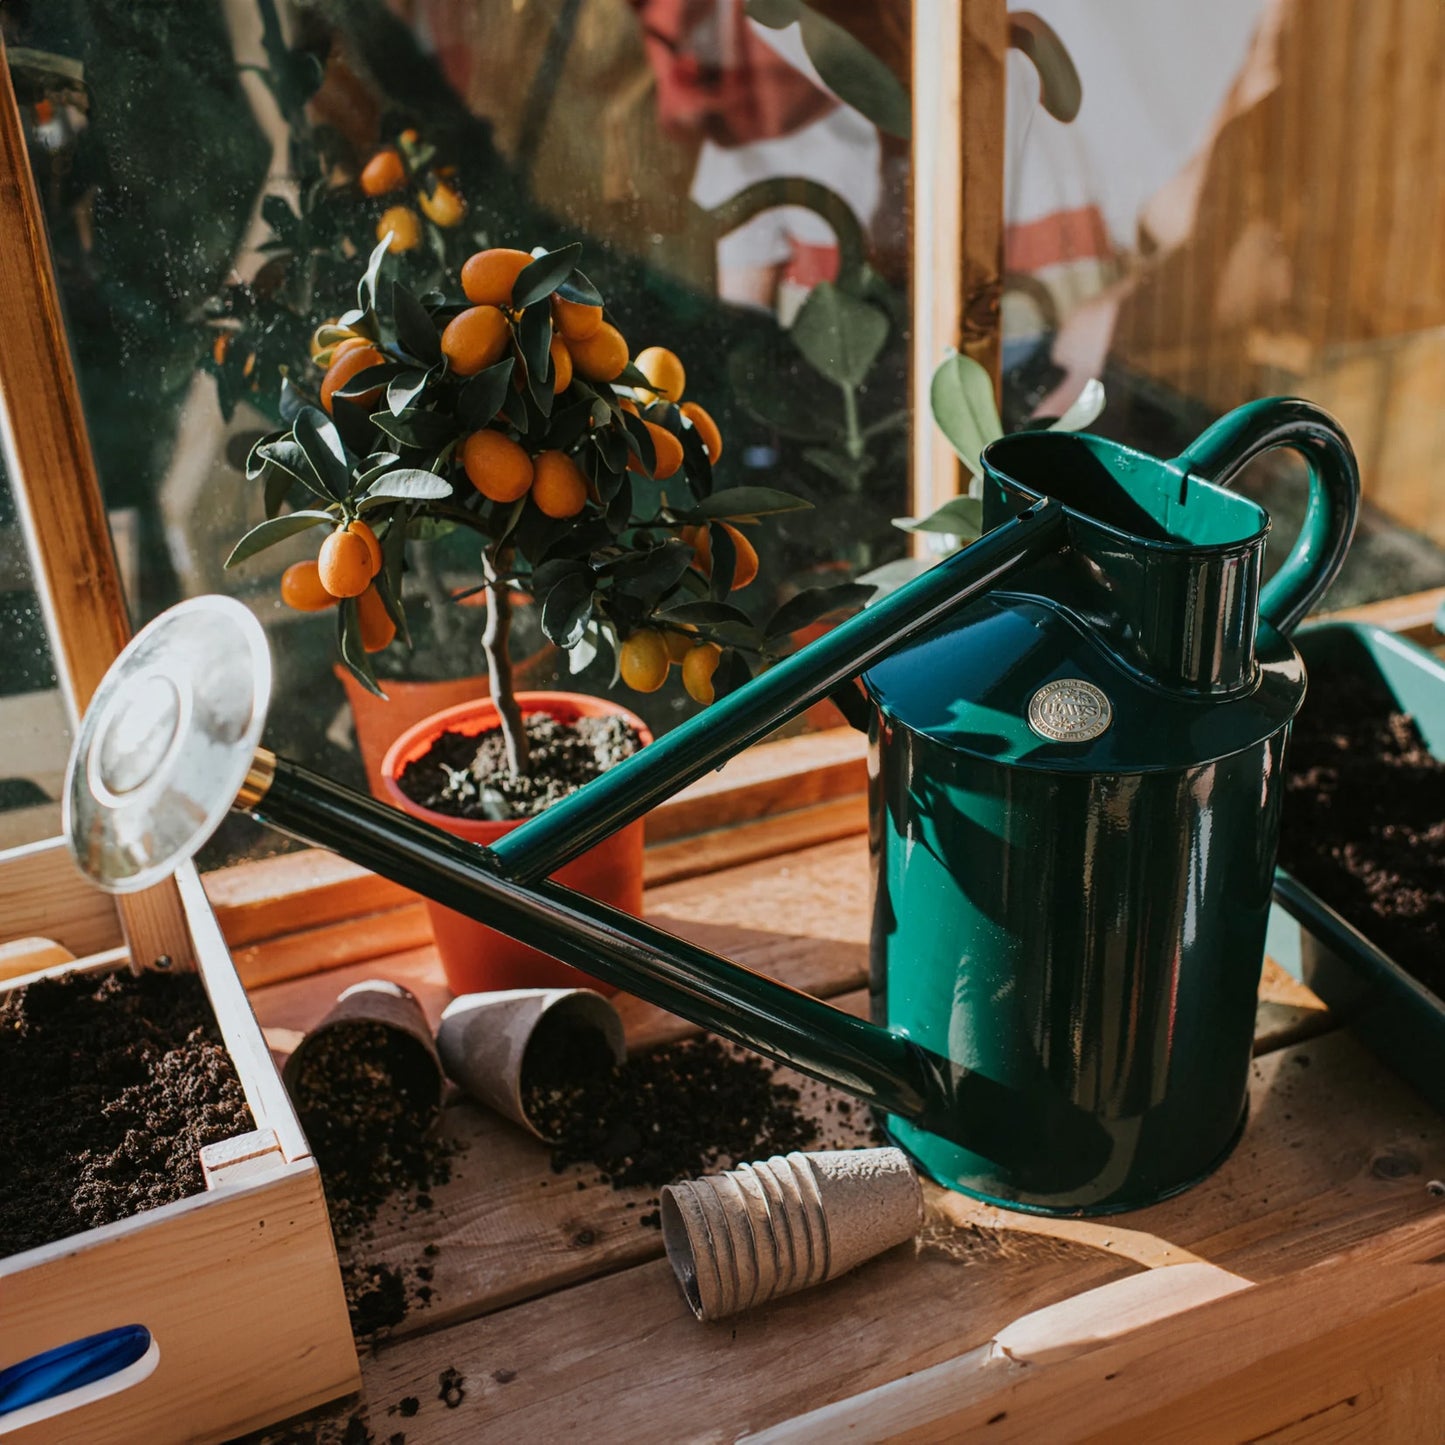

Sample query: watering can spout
[249,753,1111,1188]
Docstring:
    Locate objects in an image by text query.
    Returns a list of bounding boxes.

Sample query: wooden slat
[1320,584,1445,644]
[757,1209,1445,1443]
[0,836,122,955]
[0,38,194,972]
[955,1,1006,387]
[1,1161,358,1445]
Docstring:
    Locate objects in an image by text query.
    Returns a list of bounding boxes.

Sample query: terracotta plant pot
[381,691,652,996]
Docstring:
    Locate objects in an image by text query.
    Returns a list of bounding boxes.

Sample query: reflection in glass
[4,1,910,865]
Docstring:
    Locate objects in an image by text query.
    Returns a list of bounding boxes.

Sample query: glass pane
[0,463,71,849]
[6,1,911,867]
[1002,0,1445,607]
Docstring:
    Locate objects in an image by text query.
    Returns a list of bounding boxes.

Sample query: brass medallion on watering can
[67,399,1359,1217]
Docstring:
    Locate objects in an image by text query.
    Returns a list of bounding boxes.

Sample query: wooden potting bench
[221,662,1445,1443]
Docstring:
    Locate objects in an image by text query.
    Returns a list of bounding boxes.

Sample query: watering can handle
[1172,397,1360,635]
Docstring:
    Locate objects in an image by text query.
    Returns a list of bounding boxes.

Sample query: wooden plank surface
[266,1026,1444,1444]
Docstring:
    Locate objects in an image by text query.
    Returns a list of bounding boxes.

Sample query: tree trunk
[482,548,529,775]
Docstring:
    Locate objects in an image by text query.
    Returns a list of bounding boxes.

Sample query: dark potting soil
[521,1034,821,1193]
[393,711,642,821]
[1280,657,1445,999]
[287,1020,454,1335]
[0,969,253,1258]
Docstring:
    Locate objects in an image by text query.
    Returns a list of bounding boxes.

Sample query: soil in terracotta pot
[0,969,253,1257]
[287,1020,455,1336]
[1280,657,1445,999]
[393,711,642,821]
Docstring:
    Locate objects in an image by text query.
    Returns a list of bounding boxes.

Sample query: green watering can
[66,396,1358,1216]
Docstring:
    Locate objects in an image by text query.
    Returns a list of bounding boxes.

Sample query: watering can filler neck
[66,398,1360,1214]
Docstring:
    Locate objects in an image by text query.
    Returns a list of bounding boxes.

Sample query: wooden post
[0,38,196,969]
[910,0,1007,540]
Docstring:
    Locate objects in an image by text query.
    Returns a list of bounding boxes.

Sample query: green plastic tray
[1267,621,1445,1113]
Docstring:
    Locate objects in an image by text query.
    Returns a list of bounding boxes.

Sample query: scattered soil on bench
[287,1019,454,1337]
[522,1033,824,1195]
[1280,657,1445,999]
[0,969,252,1258]
[392,711,641,821]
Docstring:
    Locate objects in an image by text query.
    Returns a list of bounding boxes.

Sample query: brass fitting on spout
[235,747,277,809]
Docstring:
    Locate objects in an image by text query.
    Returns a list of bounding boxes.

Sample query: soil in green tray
[1280,656,1445,999]
[0,969,253,1257]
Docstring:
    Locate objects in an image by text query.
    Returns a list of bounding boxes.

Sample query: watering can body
[68,401,1359,1219]
[863,403,1358,1210]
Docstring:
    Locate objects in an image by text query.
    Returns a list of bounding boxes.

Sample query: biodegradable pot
[660,1148,923,1322]
[435,988,625,1138]
[282,979,446,1132]
[381,691,652,995]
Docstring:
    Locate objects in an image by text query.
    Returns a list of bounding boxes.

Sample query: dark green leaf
[338,597,385,697]
[620,410,655,474]
[378,512,412,648]
[712,647,754,700]
[278,376,306,423]
[790,282,889,388]
[540,569,595,650]
[338,306,382,344]
[797,6,911,138]
[678,411,714,498]
[293,407,352,499]
[541,398,595,453]
[593,422,631,476]
[556,267,603,307]
[531,557,589,597]
[518,302,554,415]
[456,360,515,430]
[332,363,398,399]
[616,361,653,390]
[356,233,392,314]
[362,468,453,503]
[329,398,379,465]
[693,486,812,519]
[764,583,874,642]
[605,474,633,533]
[512,242,584,310]
[392,283,442,365]
[252,436,326,499]
[658,599,754,626]
[605,542,695,600]
[708,521,736,601]
[387,369,431,416]
[225,510,332,567]
[371,408,460,450]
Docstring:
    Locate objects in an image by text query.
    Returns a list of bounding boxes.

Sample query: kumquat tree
[226,234,870,774]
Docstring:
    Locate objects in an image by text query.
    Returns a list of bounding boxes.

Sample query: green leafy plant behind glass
[861,353,1105,596]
